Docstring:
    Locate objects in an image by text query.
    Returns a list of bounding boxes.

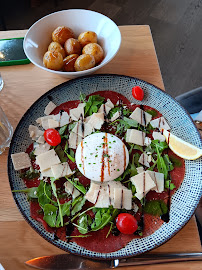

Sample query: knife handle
[111,253,202,268]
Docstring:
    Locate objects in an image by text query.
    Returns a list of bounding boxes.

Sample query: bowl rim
[23,9,122,76]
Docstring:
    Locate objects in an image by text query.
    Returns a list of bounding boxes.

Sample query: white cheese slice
[11,152,31,170]
[47,119,60,129]
[137,167,144,174]
[36,115,54,125]
[110,111,120,122]
[72,120,94,138]
[51,162,74,179]
[69,103,85,121]
[34,143,51,156]
[36,135,45,144]
[85,181,101,204]
[64,181,80,199]
[95,185,110,208]
[150,117,170,130]
[113,188,122,209]
[68,132,82,149]
[87,112,104,130]
[138,153,151,167]
[122,189,132,210]
[29,125,44,140]
[144,137,151,146]
[147,171,164,193]
[41,120,50,130]
[130,171,156,195]
[130,107,152,127]
[152,131,166,142]
[85,181,132,210]
[44,101,57,115]
[36,149,60,171]
[98,99,114,115]
[53,111,70,127]
[126,129,145,146]
[41,168,54,177]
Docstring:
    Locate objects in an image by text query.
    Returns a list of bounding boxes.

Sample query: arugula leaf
[12,187,38,199]
[165,180,176,191]
[64,142,75,162]
[127,181,136,195]
[169,156,182,167]
[43,204,57,227]
[54,145,67,163]
[114,117,138,134]
[65,177,86,195]
[77,214,89,234]
[79,93,86,103]
[50,178,63,227]
[144,200,168,216]
[19,169,40,180]
[37,181,52,208]
[59,124,68,136]
[108,107,121,118]
[156,146,168,179]
[163,154,174,171]
[68,122,76,132]
[151,140,168,153]
[71,196,86,216]
[29,151,36,161]
[84,95,105,116]
[56,201,71,227]
[91,208,119,232]
[134,152,141,167]
[146,109,158,117]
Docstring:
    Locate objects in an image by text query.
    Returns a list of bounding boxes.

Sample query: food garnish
[132,86,144,101]
[162,129,202,160]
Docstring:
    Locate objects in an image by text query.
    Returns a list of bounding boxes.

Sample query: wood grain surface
[0,26,201,270]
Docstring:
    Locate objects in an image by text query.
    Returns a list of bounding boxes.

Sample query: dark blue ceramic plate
[8,74,202,259]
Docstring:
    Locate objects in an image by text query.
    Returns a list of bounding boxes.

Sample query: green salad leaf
[37,181,52,208]
[65,177,86,195]
[144,200,168,216]
[84,95,105,116]
[43,204,58,227]
[12,187,38,199]
[165,180,176,191]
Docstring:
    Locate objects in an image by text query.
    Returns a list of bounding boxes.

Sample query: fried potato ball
[43,51,64,71]
[82,43,104,65]
[78,31,97,47]
[74,54,95,71]
[48,41,66,58]
[64,38,82,55]
[52,26,74,45]
[63,54,79,72]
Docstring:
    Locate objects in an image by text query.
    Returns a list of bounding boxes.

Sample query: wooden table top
[0,26,201,270]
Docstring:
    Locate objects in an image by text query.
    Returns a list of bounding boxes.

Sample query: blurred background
[1,0,202,97]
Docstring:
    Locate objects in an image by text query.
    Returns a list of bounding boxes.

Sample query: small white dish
[23,9,121,79]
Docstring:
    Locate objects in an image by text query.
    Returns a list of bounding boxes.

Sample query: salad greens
[13,92,181,240]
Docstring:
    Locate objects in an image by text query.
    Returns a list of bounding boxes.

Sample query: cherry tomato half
[116,213,138,234]
[44,129,61,146]
[132,86,144,101]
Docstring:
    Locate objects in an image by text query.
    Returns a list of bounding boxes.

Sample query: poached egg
[75,132,129,182]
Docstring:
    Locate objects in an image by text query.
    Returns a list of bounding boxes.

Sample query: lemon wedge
[162,129,202,160]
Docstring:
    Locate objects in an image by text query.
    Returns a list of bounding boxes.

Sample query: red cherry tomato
[44,129,61,146]
[116,213,138,234]
[132,86,144,101]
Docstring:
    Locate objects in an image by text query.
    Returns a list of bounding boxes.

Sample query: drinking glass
[0,105,13,154]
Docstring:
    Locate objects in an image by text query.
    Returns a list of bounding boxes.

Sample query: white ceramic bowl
[23,9,121,78]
